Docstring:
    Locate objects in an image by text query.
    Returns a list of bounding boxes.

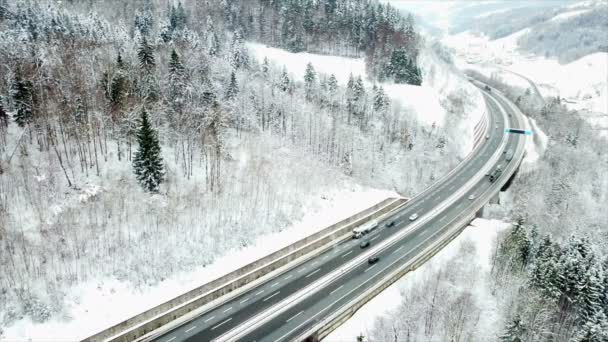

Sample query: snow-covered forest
[351,68,608,342]
[0,0,473,337]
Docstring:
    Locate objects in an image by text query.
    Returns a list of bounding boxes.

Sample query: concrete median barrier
[83,197,407,342]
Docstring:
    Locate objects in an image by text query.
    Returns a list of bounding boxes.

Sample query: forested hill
[218,0,423,85]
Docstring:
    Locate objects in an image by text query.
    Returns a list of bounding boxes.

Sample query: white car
[468,194,476,200]
[409,213,419,221]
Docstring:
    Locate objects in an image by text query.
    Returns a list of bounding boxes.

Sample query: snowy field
[443,30,608,136]
[326,218,511,341]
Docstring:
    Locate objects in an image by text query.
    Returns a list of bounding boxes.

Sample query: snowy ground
[326,218,511,341]
[247,42,485,155]
[1,181,396,341]
[443,30,608,136]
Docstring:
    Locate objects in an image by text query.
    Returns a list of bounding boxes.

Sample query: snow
[247,42,485,154]
[520,116,549,171]
[247,42,447,128]
[1,184,397,341]
[326,218,511,341]
[443,29,608,134]
[550,9,591,21]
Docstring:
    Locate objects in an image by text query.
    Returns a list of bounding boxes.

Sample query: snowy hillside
[247,42,485,155]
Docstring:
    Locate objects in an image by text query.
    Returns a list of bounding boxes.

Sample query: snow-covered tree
[500,315,526,342]
[133,108,165,193]
[225,71,239,100]
[12,72,34,127]
[304,62,316,101]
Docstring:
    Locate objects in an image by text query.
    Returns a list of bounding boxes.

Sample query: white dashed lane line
[305,268,321,278]
[204,316,215,323]
[211,318,232,331]
[263,291,281,302]
[185,326,196,333]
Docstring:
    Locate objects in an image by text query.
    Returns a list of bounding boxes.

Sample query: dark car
[360,240,370,249]
[385,220,395,228]
[484,85,492,92]
[368,255,380,264]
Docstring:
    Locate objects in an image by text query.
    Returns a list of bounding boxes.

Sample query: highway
[150,84,525,342]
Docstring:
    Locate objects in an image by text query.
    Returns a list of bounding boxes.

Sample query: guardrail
[84,197,407,342]
[217,87,510,341]
[296,81,526,341]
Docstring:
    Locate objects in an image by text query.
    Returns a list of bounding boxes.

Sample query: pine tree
[574,311,608,342]
[577,263,605,325]
[168,49,184,76]
[0,96,8,127]
[328,74,338,94]
[225,71,239,100]
[304,62,316,101]
[279,68,290,92]
[261,57,269,76]
[602,258,608,317]
[168,49,186,126]
[12,73,34,127]
[230,31,248,70]
[138,36,155,74]
[373,85,389,112]
[529,235,561,299]
[500,315,526,342]
[133,108,165,193]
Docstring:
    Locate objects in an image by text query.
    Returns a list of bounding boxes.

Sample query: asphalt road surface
[152,85,524,342]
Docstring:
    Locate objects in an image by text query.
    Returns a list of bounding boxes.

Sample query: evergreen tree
[225,71,239,100]
[261,57,269,76]
[230,31,248,69]
[304,62,316,101]
[577,263,605,325]
[327,74,338,94]
[279,68,290,92]
[529,235,561,299]
[602,258,608,317]
[500,315,526,342]
[12,73,34,127]
[138,36,155,74]
[133,108,165,193]
[574,311,608,342]
[373,85,389,113]
[168,49,185,76]
[0,96,8,127]
[168,49,186,127]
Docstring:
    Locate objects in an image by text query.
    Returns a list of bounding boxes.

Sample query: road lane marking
[166,337,176,342]
[420,230,429,237]
[439,216,447,222]
[185,326,197,333]
[255,290,264,296]
[298,268,306,273]
[284,275,292,281]
[330,284,344,295]
[240,298,250,304]
[263,291,280,302]
[211,317,232,331]
[312,261,319,266]
[223,307,232,313]
[271,282,279,287]
[204,316,215,323]
[370,235,379,241]
[365,264,377,273]
[341,250,353,258]
[286,311,305,323]
[305,268,320,278]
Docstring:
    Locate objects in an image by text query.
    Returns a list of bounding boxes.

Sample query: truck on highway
[488,165,503,182]
[352,220,378,239]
